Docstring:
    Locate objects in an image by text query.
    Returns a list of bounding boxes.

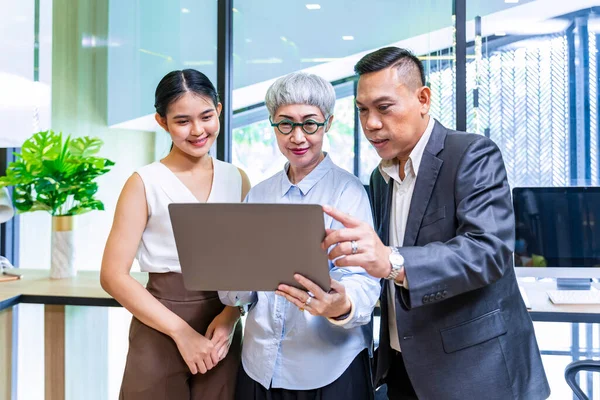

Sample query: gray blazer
[370,121,550,400]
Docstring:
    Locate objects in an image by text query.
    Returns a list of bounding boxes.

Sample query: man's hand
[322,205,394,279]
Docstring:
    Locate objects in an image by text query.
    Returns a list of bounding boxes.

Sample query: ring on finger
[351,240,358,255]
[305,296,312,306]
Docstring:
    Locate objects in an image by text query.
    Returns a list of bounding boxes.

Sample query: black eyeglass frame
[269,116,331,135]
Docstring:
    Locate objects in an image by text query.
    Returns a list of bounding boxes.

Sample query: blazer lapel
[403,121,447,247]
[380,181,393,247]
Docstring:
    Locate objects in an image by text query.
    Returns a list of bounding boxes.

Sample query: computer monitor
[513,187,600,282]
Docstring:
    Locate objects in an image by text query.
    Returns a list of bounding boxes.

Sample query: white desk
[0,270,147,400]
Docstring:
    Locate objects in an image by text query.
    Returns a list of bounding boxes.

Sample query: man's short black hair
[354,47,426,88]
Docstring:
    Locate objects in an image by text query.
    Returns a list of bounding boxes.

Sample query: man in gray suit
[323,47,550,399]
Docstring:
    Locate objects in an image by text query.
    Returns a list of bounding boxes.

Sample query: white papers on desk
[519,286,532,309]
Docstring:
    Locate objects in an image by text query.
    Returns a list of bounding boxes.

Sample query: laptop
[168,203,331,292]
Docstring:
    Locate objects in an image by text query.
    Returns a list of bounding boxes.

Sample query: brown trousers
[119,273,242,400]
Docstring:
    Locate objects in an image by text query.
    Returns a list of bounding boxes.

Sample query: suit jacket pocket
[440,309,507,353]
[421,206,446,228]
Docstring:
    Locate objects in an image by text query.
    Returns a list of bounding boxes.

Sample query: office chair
[565,359,600,400]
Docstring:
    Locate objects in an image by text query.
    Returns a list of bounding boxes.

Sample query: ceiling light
[181,8,190,13]
[245,38,252,43]
[247,58,283,64]
[342,36,354,41]
[300,57,340,63]
[232,8,239,13]
[495,31,507,36]
[306,4,321,10]
[183,61,214,66]
[139,49,173,62]
[504,0,519,3]
[81,35,99,47]
[280,36,288,42]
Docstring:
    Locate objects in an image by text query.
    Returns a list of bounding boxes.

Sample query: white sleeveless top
[135,158,242,273]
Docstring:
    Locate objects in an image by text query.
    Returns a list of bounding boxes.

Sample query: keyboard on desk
[547,289,600,305]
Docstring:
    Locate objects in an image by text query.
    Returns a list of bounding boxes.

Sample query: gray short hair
[265,72,336,119]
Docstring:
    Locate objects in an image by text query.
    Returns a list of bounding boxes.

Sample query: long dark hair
[154,69,219,117]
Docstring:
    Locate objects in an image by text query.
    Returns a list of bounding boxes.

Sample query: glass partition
[107,0,218,127]
[232,0,455,185]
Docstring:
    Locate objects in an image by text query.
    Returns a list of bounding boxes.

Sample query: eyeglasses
[269,116,330,135]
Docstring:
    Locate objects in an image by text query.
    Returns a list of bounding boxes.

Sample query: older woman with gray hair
[219,72,380,400]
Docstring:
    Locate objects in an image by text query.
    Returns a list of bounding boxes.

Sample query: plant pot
[50,215,76,279]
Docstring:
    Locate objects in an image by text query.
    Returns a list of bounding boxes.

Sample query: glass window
[324,95,355,174]
[232,118,286,186]
[107,0,218,126]
[428,54,457,130]
[0,0,51,147]
[231,0,454,112]
[474,35,569,187]
[589,29,598,185]
[232,0,455,186]
[465,0,582,187]
[232,0,453,90]
[359,124,381,185]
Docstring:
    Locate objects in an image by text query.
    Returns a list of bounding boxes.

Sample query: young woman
[101,69,250,400]
[220,72,380,400]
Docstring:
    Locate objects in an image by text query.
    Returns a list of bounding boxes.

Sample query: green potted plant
[0,130,115,278]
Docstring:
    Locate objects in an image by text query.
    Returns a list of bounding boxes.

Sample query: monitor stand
[556,277,592,290]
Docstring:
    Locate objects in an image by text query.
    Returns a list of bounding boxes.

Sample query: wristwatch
[386,247,404,281]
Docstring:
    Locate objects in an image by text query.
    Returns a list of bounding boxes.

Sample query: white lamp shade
[0,187,15,224]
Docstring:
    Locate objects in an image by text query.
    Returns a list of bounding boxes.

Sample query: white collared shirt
[379,116,435,352]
